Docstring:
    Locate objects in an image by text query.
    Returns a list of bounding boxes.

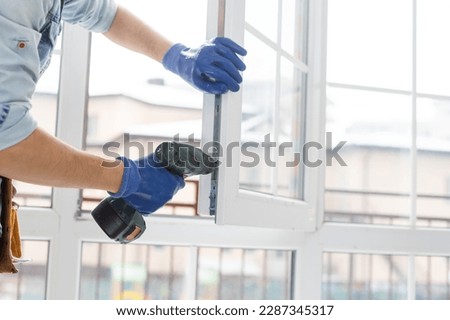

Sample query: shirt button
[17,41,27,49]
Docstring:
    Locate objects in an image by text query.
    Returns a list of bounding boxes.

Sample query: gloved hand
[162,37,247,94]
[109,153,185,215]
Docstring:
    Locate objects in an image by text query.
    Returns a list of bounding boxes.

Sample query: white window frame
[198,0,327,231]
[17,0,450,301]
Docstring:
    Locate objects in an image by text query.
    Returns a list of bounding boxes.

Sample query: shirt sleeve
[0,104,37,150]
[62,0,118,33]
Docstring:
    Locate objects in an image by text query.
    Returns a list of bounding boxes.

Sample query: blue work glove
[109,154,185,215]
[162,37,247,94]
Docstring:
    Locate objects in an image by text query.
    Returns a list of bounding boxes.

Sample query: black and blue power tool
[91,142,218,244]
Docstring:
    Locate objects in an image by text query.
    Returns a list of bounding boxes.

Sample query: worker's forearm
[104,5,173,62]
[0,128,123,193]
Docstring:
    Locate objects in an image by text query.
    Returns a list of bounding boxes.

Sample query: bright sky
[326,0,450,149]
[328,0,450,96]
[35,0,450,149]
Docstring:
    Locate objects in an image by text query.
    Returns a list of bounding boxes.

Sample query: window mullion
[294,0,328,299]
[46,24,91,300]
[410,0,418,229]
[271,0,283,196]
[407,0,418,300]
[189,246,199,299]
[56,25,90,151]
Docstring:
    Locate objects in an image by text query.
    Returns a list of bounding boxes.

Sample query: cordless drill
[91,142,218,244]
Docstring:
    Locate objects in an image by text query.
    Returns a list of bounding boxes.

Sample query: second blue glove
[162,37,247,94]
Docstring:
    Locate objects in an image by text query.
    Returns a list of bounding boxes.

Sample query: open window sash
[199,0,327,230]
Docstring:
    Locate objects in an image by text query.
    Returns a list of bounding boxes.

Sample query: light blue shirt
[0,0,118,150]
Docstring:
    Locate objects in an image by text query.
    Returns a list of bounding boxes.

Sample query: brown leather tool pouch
[0,177,22,274]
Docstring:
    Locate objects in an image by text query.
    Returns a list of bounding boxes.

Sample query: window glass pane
[277,59,305,199]
[0,241,49,300]
[417,98,450,227]
[240,1,306,200]
[196,248,292,300]
[245,0,279,43]
[82,0,207,216]
[281,0,307,62]
[327,0,412,90]
[80,243,191,300]
[240,33,276,195]
[415,256,450,299]
[325,87,411,225]
[417,0,450,96]
[80,243,291,300]
[246,0,308,60]
[32,54,60,134]
[322,252,408,299]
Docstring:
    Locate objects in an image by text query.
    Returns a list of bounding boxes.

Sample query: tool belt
[0,177,22,273]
